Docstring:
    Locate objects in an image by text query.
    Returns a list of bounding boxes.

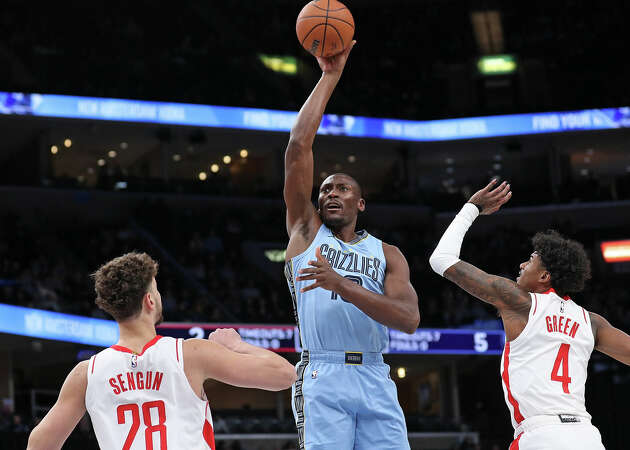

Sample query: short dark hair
[92,252,158,321]
[532,230,591,296]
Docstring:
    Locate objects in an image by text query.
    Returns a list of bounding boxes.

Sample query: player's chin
[322,213,346,228]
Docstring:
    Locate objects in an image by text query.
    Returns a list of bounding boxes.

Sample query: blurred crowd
[0,409,467,450]
[1,198,628,332]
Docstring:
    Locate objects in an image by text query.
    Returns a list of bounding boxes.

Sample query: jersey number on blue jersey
[331,275,363,302]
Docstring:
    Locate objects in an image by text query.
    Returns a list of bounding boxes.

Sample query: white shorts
[510,415,605,450]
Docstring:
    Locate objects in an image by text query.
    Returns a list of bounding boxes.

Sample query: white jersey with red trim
[501,289,594,430]
[85,335,215,450]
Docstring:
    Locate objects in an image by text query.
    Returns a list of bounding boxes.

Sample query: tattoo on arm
[444,261,530,311]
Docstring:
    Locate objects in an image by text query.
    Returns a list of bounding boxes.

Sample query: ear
[143,292,156,312]
[357,198,366,213]
[540,270,551,284]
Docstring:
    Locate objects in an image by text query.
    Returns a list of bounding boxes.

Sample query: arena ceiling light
[477,54,517,76]
[258,54,297,75]
[600,240,630,263]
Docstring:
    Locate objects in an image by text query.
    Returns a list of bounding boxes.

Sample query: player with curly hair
[27,252,296,450]
[429,179,630,450]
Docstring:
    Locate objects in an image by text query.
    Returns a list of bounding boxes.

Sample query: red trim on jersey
[582,307,588,323]
[532,294,538,315]
[91,355,96,374]
[502,342,525,424]
[542,288,571,301]
[509,432,523,450]
[111,335,163,356]
[202,403,215,449]
[176,338,180,362]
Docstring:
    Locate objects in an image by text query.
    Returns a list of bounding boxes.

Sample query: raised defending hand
[468,179,512,215]
[296,246,345,293]
[316,40,356,76]
[208,328,242,352]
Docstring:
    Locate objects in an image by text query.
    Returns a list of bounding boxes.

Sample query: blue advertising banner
[0,303,505,354]
[1,92,629,141]
[0,302,119,347]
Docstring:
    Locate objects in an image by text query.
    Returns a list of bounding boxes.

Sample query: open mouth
[325,202,342,212]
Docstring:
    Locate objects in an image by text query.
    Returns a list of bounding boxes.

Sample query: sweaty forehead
[320,175,358,190]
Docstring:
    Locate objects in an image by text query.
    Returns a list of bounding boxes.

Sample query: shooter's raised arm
[284,42,356,242]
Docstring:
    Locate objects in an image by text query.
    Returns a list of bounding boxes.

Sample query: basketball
[296,0,355,58]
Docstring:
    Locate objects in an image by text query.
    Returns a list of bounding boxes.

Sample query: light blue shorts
[291,350,410,450]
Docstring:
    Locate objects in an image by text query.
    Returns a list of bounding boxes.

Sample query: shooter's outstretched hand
[316,40,356,76]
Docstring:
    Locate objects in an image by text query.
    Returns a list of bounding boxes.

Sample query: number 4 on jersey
[551,343,572,394]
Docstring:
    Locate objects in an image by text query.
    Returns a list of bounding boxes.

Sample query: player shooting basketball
[27,252,296,450]
[283,41,420,449]
[430,180,630,449]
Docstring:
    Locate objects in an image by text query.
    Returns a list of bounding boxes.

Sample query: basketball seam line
[300,23,324,47]
[326,22,345,50]
[321,0,330,57]
[309,3,347,13]
[297,16,354,29]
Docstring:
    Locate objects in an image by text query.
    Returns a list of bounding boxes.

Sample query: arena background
[1,1,629,449]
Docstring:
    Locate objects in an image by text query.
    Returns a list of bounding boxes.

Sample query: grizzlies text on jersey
[285,224,388,352]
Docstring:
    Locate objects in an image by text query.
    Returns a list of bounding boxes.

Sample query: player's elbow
[282,365,298,389]
[26,425,46,450]
[269,362,297,391]
[403,313,420,334]
[287,136,308,153]
[429,251,458,277]
[428,251,442,275]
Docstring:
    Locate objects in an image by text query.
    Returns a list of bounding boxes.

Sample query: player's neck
[330,224,359,243]
[116,316,158,354]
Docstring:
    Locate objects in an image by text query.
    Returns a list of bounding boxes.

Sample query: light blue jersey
[285,225,409,449]
[285,224,389,353]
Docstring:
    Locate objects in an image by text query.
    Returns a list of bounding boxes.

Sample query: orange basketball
[296,0,355,58]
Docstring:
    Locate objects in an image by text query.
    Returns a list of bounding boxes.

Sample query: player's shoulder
[380,241,411,274]
[381,241,406,259]
[75,359,90,373]
[68,360,90,388]
[182,338,223,358]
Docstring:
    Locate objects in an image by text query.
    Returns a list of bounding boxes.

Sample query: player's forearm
[232,341,297,389]
[232,340,280,358]
[288,73,341,149]
[233,341,294,371]
[429,203,479,276]
[27,424,64,450]
[337,281,420,334]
